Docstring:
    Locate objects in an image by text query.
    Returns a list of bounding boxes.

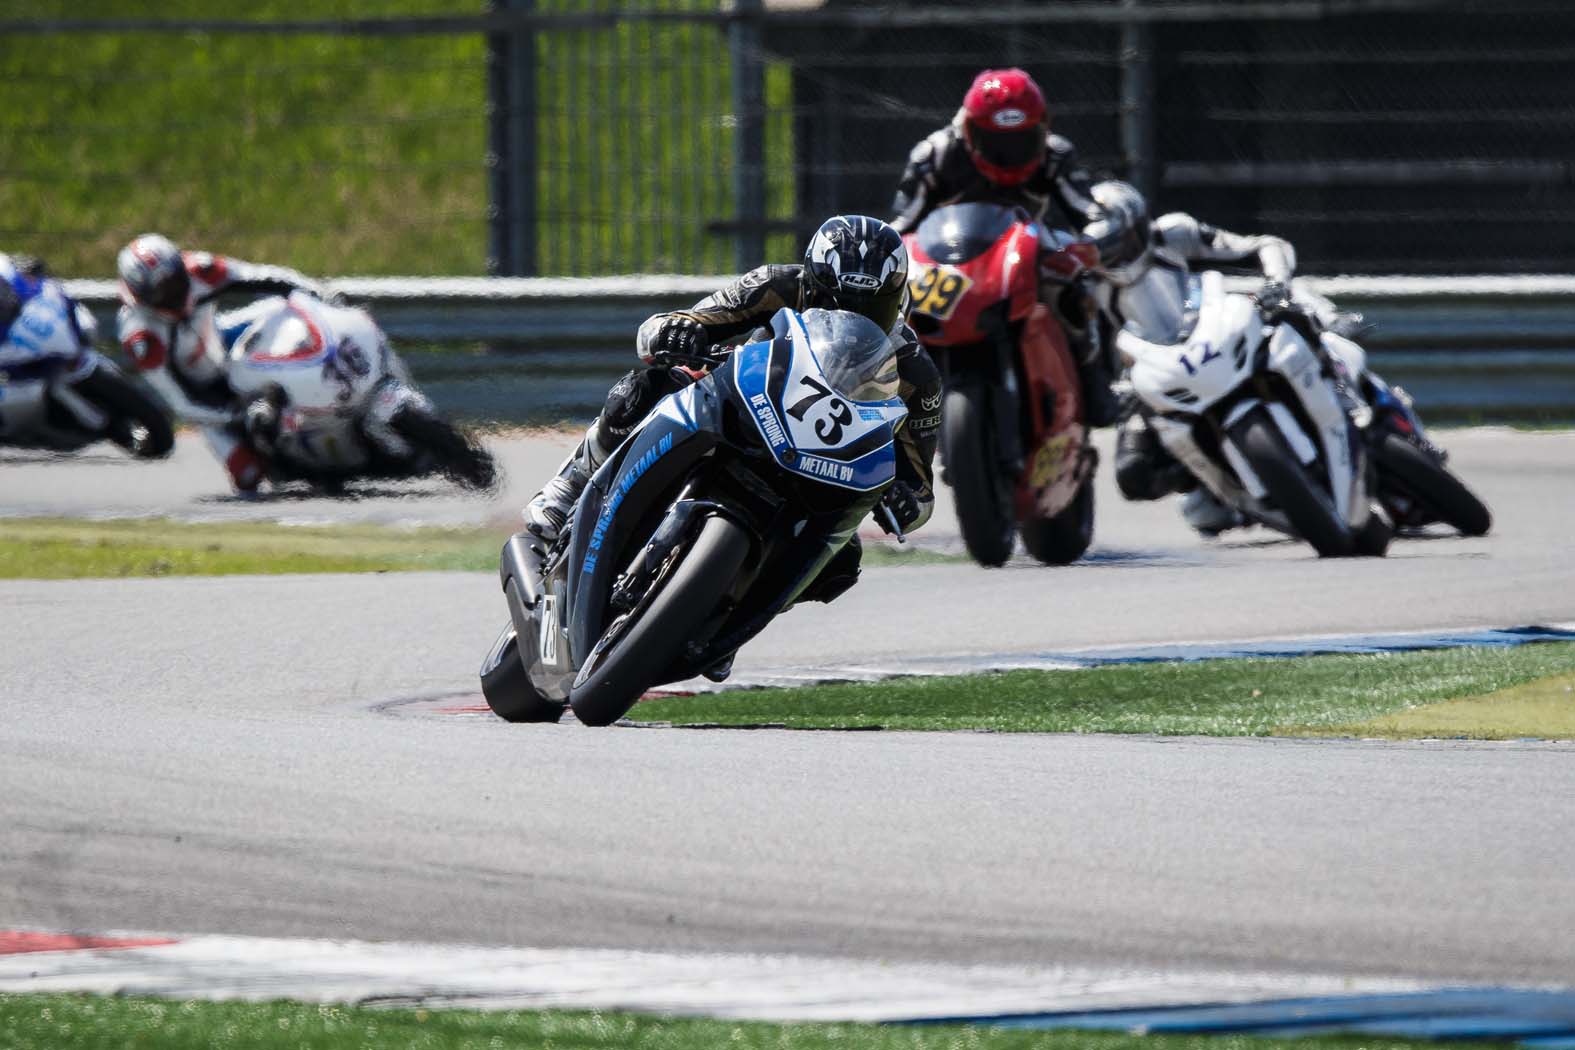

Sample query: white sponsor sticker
[992,107,1028,128]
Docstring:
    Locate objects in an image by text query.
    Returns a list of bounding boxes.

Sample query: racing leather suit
[573,265,942,602]
[889,119,1117,425]
[116,252,323,490]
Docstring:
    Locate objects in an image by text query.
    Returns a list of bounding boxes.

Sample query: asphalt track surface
[2,428,1574,987]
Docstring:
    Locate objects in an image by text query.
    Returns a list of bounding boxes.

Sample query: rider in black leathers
[524,215,941,606]
[889,67,1118,426]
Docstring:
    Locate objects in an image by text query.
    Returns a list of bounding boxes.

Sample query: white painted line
[0,929,1435,1021]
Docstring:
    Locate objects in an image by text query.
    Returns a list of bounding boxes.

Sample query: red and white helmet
[961,68,1049,188]
[117,233,191,316]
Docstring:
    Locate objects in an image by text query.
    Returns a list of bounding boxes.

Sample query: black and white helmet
[117,233,191,315]
[801,215,909,332]
[1085,181,1153,284]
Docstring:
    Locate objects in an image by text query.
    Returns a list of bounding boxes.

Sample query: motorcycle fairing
[1125,272,1264,417]
[0,281,84,370]
[732,311,906,492]
[905,210,1040,347]
[1015,302,1090,518]
[229,294,386,415]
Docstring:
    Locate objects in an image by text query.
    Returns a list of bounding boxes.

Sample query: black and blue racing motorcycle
[479,307,909,726]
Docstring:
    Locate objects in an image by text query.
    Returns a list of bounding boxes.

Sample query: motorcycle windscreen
[913,202,1019,265]
[732,309,907,492]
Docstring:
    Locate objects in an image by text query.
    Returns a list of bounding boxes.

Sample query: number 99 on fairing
[908,264,972,321]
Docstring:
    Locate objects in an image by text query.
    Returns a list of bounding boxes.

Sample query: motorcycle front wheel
[943,386,1016,567]
[1231,407,1355,558]
[569,514,751,727]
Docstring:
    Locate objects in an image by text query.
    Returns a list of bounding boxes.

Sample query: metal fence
[4,1,1575,278]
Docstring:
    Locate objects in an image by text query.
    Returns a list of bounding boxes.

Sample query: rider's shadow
[0,450,139,466]
[195,481,455,504]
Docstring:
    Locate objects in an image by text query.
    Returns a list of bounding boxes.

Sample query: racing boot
[524,422,609,542]
[1182,487,1243,538]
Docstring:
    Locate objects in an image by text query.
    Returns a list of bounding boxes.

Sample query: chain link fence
[3,1,1572,278]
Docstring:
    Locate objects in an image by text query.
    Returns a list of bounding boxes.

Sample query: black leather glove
[641,316,710,368]
[239,385,287,457]
[877,480,921,534]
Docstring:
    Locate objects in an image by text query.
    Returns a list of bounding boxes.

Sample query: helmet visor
[803,268,905,333]
[800,308,899,402]
[147,267,191,313]
[970,125,1044,171]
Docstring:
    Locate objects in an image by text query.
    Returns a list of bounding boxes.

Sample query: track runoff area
[3,427,1575,1047]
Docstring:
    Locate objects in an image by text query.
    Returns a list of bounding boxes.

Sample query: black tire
[943,386,1016,567]
[1232,408,1353,557]
[390,407,497,490]
[479,624,567,723]
[1019,477,1094,565]
[73,365,175,459]
[570,515,752,727]
[1352,510,1393,557]
[1374,432,1492,537]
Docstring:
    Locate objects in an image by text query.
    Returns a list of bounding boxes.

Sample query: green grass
[0,0,796,277]
[635,642,1575,736]
[0,995,1517,1050]
[0,517,504,578]
[0,518,958,579]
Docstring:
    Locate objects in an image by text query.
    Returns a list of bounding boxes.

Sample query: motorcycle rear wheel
[75,366,175,459]
[943,386,1016,567]
[480,623,567,724]
[1232,408,1354,558]
[569,514,751,727]
[1374,432,1491,537]
[390,408,497,490]
[1019,478,1094,565]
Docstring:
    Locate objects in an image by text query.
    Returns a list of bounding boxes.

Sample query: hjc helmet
[1086,181,1154,283]
[117,233,191,315]
[961,68,1048,187]
[801,215,910,333]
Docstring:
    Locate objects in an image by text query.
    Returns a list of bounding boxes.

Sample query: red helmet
[961,68,1048,187]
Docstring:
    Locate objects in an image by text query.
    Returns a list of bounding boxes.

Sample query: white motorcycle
[225,293,494,490]
[1119,271,1389,557]
[0,274,173,459]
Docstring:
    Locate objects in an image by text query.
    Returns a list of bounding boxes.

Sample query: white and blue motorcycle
[1120,271,1390,557]
[480,307,908,726]
[0,261,172,459]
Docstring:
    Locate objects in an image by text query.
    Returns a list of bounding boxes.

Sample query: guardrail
[64,274,1575,419]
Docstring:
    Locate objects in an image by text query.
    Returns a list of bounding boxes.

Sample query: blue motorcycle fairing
[731,311,907,492]
[1,284,89,381]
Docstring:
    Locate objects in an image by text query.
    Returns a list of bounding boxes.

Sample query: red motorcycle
[904,202,1100,566]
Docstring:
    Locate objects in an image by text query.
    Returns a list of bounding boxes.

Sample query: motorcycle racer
[1084,180,1378,534]
[115,233,326,491]
[890,67,1117,425]
[525,215,941,606]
